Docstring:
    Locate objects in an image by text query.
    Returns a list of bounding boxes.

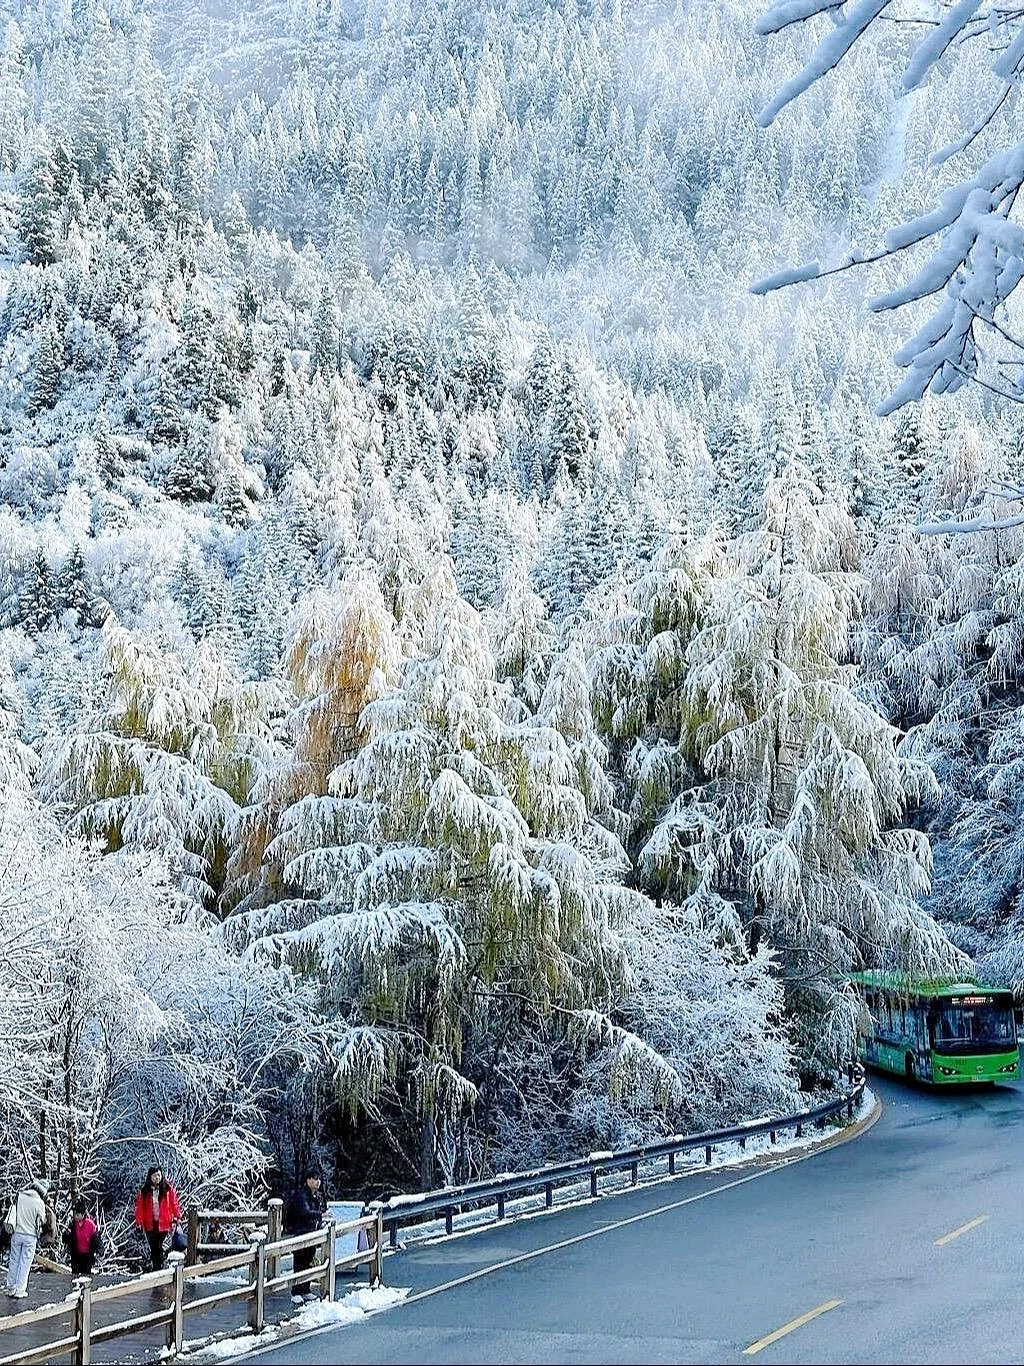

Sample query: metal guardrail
[0,1074,866,1361]
[377,1070,867,1246]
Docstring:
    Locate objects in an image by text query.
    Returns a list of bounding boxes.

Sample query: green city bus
[849,971,1020,1085]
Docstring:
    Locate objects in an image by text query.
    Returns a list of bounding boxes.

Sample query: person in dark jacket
[63,1199,103,1276]
[284,1170,327,1303]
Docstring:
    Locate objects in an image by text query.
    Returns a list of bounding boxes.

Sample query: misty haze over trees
[1,0,1023,1248]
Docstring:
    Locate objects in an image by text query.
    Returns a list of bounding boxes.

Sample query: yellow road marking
[743,1299,843,1356]
[935,1214,989,1246]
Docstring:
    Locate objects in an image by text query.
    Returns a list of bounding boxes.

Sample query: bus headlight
[937,1066,958,1075]
[998,1063,1018,1073]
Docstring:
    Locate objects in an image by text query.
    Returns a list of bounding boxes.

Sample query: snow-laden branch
[756,0,890,126]
[753,1,1024,410]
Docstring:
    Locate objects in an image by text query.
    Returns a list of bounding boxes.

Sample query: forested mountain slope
[0,0,1021,1227]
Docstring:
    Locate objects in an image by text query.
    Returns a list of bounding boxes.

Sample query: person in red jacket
[133,1167,181,1271]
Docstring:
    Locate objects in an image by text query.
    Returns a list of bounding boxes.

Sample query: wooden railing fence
[185,1198,285,1269]
[0,1205,384,1366]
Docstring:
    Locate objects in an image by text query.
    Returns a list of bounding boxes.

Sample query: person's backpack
[1,1194,18,1251]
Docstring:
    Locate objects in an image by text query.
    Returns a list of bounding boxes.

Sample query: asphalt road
[239,1075,1024,1365]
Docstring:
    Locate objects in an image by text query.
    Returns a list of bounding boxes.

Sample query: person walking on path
[4,1177,56,1299]
[63,1198,102,1277]
[284,1169,327,1304]
[133,1167,181,1272]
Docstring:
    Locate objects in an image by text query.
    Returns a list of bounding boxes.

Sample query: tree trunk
[419,1110,435,1192]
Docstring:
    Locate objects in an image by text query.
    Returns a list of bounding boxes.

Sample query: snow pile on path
[178,1285,409,1361]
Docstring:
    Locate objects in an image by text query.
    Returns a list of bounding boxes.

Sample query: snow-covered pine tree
[28,324,64,415]
[841,399,883,528]
[675,453,967,1080]
[226,571,403,915]
[591,530,721,870]
[149,364,183,446]
[237,564,668,1187]
[17,138,60,266]
[887,404,936,527]
[710,406,758,534]
[485,552,554,709]
[57,544,103,628]
[210,408,261,527]
[43,623,277,912]
[19,546,56,634]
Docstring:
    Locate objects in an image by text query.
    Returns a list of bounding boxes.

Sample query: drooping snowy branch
[753,1,1024,410]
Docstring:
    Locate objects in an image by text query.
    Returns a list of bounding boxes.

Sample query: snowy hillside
[0,0,1022,1240]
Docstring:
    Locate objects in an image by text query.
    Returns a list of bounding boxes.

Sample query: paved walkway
[0,1265,371,1364]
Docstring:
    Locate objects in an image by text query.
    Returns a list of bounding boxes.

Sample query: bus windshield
[929,1002,1015,1053]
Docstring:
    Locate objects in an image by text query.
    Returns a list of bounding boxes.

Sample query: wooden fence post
[166,1252,186,1355]
[267,1198,283,1279]
[72,1277,92,1366]
[323,1222,336,1302]
[186,1206,200,1265]
[248,1238,266,1334]
[372,1205,384,1286]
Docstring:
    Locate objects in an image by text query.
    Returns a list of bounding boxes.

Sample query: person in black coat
[284,1170,327,1302]
[62,1199,103,1276]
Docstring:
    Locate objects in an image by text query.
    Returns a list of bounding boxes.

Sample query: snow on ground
[178,1285,410,1361]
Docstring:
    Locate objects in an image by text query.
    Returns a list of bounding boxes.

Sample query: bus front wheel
[905,1054,916,1082]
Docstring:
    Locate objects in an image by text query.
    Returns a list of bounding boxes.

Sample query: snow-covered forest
[2,0,1024,1244]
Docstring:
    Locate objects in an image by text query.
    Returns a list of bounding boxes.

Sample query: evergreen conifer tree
[27,325,63,415]
[148,365,183,445]
[19,547,55,634]
[57,545,103,628]
[549,366,591,487]
[165,420,216,504]
[18,142,60,266]
[93,414,124,484]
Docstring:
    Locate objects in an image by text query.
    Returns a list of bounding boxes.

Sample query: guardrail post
[795,1123,802,1138]
[545,1182,553,1207]
[589,1169,598,1199]
[372,1206,384,1286]
[323,1222,336,1302]
[267,1198,283,1278]
[497,1193,505,1220]
[668,1152,676,1175]
[847,1094,854,1119]
[770,1130,777,1144]
[72,1277,91,1366]
[445,1206,453,1235]
[249,1237,266,1334]
[705,1145,712,1165]
[186,1206,200,1265]
[630,1162,638,1186]
[166,1252,186,1355]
